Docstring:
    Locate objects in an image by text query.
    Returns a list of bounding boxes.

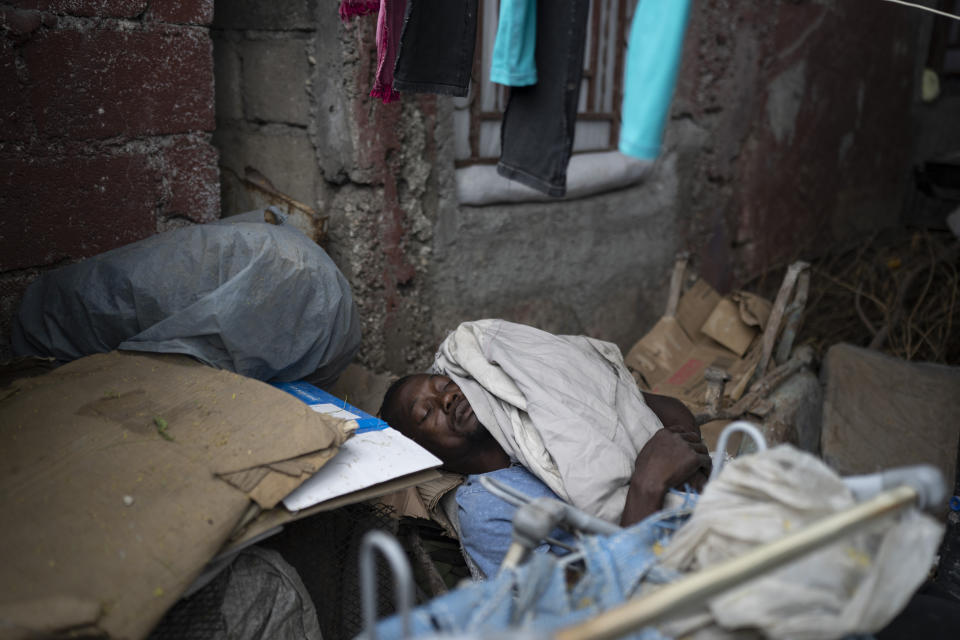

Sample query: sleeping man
[379,319,711,577]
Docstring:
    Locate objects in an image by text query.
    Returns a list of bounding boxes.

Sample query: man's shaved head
[379,374,509,474]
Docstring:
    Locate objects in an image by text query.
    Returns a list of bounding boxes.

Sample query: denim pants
[393,0,478,97]
[394,0,589,197]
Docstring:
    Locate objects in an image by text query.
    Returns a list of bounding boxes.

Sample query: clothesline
[880,0,960,20]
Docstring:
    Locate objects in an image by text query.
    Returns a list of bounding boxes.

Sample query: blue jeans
[394,0,590,197]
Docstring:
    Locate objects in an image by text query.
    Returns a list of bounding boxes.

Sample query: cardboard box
[626,279,769,410]
[701,298,758,356]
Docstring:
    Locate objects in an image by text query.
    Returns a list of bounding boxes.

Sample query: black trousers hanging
[393,0,590,197]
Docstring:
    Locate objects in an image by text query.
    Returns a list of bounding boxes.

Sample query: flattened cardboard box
[626,279,767,409]
[0,352,352,640]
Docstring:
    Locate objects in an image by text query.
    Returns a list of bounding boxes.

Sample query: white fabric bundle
[658,445,943,639]
[431,319,663,523]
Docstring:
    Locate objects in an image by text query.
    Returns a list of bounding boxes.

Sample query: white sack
[658,445,943,639]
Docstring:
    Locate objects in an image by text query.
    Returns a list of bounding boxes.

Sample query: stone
[760,368,822,453]
[0,154,159,270]
[308,24,354,182]
[212,33,242,121]
[33,0,147,18]
[147,0,213,24]
[161,134,220,223]
[212,0,316,31]
[820,343,960,485]
[0,41,29,141]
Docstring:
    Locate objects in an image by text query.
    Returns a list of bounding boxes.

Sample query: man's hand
[640,391,710,495]
[619,427,712,526]
[642,392,700,437]
[663,423,711,492]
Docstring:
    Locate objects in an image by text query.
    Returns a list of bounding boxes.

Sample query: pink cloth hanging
[339,0,406,103]
[338,0,378,20]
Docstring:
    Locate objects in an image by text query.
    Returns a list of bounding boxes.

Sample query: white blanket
[431,319,663,522]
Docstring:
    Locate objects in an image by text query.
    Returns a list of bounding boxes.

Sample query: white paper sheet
[282,428,442,511]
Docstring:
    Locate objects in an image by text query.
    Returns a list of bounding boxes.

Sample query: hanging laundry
[338,0,379,20]
[619,0,692,159]
[339,0,406,103]
[497,0,590,197]
[391,0,590,197]
[490,0,537,87]
[393,0,478,97]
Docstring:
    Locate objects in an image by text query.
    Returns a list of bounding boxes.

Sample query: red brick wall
[0,0,219,358]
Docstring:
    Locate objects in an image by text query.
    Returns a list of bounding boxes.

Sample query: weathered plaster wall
[0,0,219,360]
[431,147,682,353]
[214,0,931,377]
[212,0,439,373]
[673,0,923,287]
[432,0,926,360]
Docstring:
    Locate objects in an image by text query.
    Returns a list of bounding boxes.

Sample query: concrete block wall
[212,0,441,374]
[211,0,934,378]
[0,0,219,359]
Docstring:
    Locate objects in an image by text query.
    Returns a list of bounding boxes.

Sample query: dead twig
[854,283,878,337]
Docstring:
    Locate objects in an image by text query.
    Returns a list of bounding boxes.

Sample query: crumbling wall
[0,0,934,377]
[212,0,930,376]
[0,0,219,360]
[673,0,923,288]
[213,0,440,373]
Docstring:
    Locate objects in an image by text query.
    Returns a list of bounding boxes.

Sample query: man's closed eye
[419,406,432,423]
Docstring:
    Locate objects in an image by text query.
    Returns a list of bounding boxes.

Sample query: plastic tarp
[148,547,322,640]
[12,211,360,386]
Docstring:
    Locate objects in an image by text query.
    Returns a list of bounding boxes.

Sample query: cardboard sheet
[701,298,758,356]
[626,279,768,409]
[0,352,352,639]
[223,468,443,554]
[675,278,722,341]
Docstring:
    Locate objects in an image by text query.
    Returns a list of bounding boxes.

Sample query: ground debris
[154,416,174,442]
[745,228,959,365]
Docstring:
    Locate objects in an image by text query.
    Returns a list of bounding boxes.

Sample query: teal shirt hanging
[619,0,693,159]
[490,0,538,86]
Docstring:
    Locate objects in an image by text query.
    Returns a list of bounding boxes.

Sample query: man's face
[388,373,488,462]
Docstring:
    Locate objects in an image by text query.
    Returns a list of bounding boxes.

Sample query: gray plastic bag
[12,212,360,386]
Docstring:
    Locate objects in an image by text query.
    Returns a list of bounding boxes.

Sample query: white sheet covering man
[379,319,710,577]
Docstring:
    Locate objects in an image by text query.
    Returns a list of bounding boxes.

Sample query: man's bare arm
[620,394,711,527]
[642,392,698,434]
[619,428,711,526]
